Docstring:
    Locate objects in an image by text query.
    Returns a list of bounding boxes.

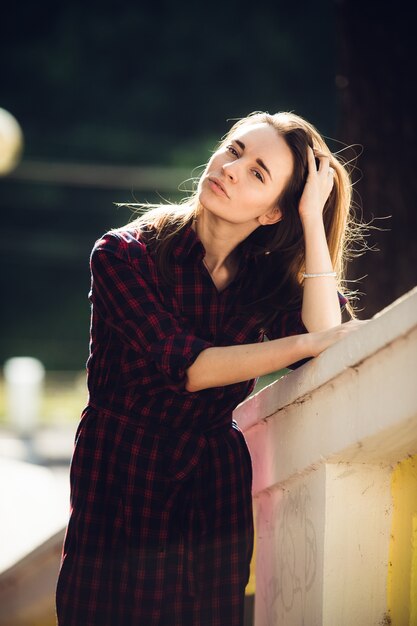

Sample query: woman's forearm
[185,318,365,392]
[301,215,342,331]
[185,333,312,392]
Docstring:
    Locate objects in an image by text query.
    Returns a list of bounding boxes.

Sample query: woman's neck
[192,210,251,274]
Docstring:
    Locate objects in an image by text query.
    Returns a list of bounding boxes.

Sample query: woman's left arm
[299,146,342,332]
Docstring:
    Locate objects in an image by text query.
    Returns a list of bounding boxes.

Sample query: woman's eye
[253,170,264,183]
[226,145,239,157]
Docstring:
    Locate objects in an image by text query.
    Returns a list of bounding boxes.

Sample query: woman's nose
[222,161,238,182]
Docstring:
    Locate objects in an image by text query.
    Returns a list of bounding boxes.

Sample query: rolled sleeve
[90,232,213,392]
[149,334,213,391]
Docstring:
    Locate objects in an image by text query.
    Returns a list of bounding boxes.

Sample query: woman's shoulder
[91,226,153,264]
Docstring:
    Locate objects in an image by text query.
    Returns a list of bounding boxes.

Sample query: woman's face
[198,123,294,228]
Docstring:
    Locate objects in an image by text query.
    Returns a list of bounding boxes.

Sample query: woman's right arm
[185,319,365,392]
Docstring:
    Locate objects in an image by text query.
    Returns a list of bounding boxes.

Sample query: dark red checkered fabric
[56,222,344,625]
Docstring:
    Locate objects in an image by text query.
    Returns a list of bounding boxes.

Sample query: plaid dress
[56,222,338,626]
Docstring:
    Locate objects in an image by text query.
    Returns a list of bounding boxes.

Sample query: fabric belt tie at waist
[86,401,235,435]
[85,402,236,483]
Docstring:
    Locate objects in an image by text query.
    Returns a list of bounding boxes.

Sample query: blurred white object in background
[3,357,45,435]
[0,107,23,175]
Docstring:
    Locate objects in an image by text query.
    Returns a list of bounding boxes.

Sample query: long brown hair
[116,111,364,324]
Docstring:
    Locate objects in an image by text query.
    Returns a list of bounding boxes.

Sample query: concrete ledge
[235,285,417,434]
[235,286,417,494]
[234,286,417,626]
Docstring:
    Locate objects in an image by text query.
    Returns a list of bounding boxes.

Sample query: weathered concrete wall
[235,286,417,626]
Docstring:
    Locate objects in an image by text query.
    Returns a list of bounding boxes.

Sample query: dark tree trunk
[335,0,417,317]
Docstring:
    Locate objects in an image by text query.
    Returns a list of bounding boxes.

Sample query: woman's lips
[208,178,229,198]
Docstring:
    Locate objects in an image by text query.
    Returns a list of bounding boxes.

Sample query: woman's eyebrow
[234,139,272,181]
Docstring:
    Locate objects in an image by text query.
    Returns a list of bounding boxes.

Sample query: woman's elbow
[184,375,199,393]
[184,365,203,393]
[302,313,342,333]
[185,347,214,392]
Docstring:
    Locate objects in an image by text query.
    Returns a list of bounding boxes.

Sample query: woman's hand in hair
[298,146,335,224]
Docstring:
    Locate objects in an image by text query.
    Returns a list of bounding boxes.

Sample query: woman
[56,111,365,626]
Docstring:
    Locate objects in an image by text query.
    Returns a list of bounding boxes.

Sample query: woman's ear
[258,207,282,226]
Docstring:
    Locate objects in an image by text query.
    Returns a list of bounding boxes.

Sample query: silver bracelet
[302,271,337,278]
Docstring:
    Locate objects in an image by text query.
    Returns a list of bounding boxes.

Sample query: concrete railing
[234,286,417,626]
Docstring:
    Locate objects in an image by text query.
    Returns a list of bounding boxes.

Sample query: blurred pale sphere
[0,107,23,175]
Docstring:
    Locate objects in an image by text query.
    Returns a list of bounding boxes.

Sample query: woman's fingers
[312,148,330,174]
[313,150,335,196]
[300,147,337,219]
[307,146,317,174]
